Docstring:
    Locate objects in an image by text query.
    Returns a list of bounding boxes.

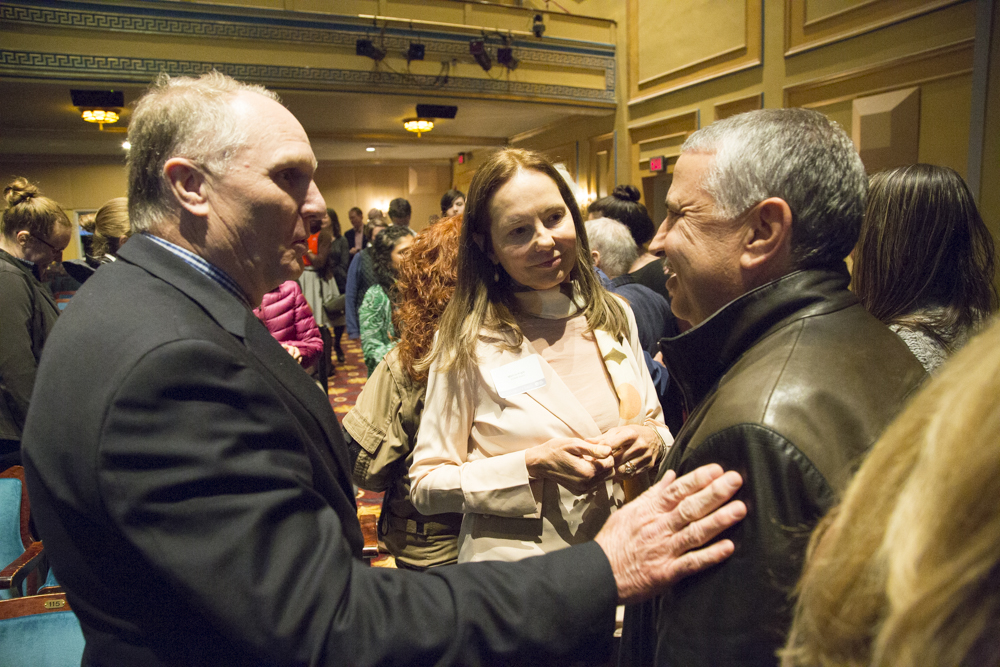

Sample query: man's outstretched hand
[595,464,746,605]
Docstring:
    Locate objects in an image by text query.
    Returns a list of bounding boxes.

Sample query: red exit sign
[649,156,665,173]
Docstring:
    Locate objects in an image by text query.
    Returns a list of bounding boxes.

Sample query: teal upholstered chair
[0,466,45,599]
[0,593,85,666]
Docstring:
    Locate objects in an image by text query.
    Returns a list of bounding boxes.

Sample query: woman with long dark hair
[409,149,670,563]
[852,164,998,372]
[358,225,414,375]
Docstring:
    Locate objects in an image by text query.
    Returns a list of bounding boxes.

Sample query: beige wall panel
[313,163,448,233]
[370,0,466,24]
[638,134,687,162]
[628,111,698,182]
[636,0,746,83]
[463,7,611,42]
[628,0,761,102]
[714,93,764,120]
[539,143,578,181]
[852,87,921,173]
[292,0,379,15]
[811,99,855,133]
[0,161,126,212]
[786,0,965,55]
[784,40,973,108]
[917,72,971,176]
[784,2,975,79]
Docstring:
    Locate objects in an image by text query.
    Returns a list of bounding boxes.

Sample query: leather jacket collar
[659,264,857,413]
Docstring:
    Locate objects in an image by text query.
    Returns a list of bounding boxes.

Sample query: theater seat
[0,466,45,598]
[0,593,85,666]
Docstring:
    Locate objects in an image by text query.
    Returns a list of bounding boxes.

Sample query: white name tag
[491,355,547,398]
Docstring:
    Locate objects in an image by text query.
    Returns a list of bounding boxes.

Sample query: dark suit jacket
[22,234,616,666]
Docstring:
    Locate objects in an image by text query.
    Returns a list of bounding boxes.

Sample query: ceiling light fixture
[470,40,492,72]
[366,146,376,152]
[403,118,434,137]
[81,109,120,129]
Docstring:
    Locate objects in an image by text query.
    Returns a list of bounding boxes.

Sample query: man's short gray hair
[126,71,279,232]
[682,108,867,269]
[585,217,639,279]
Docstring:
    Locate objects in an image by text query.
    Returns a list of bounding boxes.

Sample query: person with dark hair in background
[21,71,747,667]
[325,208,350,363]
[851,164,998,373]
[387,197,413,231]
[345,215,464,570]
[344,217,387,340]
[345,206,367,257]
[359,225,413,375]
[620,108,928,667]
[589,184,674,304]
[440,188,465,218]
[0,177,70,468]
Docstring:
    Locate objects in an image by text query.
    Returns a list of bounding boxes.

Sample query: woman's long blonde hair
[782,315,1000,667]
[429,148,629,376]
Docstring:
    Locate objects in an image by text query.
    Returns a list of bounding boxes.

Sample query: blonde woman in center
[410,149,671,563]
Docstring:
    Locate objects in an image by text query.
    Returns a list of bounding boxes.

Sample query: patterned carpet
[327,335,396,568]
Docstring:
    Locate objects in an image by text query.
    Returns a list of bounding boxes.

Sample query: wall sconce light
[469,40,492,71]
[356,39,386,61]
[403,118,434,137]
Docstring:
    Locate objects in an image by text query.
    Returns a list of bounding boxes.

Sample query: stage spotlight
[497,47,518,70]
[407,42,425,61]
[356,39,386,61]
[469,40,492,71]
[532,14,545,38]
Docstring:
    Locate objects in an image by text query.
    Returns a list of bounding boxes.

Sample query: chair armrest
[359,514,379,560]
[0,541,45,597]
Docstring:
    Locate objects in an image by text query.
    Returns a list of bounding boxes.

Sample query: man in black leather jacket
[620,108,927,666]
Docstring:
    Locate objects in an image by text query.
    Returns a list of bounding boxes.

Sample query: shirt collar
[143,234,253,309]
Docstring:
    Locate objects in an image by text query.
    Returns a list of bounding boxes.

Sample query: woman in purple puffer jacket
[253,280,324,371]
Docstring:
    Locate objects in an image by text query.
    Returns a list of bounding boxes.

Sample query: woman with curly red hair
[343,216,464,569]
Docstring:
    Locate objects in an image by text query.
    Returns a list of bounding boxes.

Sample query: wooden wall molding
[627,0,762,106]
[714,93,764,121]
[785,0,964,56]
[784,38,974,108]
[628,110,699,178]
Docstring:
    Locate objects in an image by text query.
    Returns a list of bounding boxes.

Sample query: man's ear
[591,249,601,268]
[163,158,210,217]
[740,197,792,274]
[15,230,30,249]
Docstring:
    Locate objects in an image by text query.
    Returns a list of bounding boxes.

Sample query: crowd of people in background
[3,71,1000,667]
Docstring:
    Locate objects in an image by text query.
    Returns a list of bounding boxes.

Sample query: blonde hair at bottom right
[782,315,1000,667]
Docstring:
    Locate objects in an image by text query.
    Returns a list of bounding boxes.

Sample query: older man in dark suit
[21,72,746,666]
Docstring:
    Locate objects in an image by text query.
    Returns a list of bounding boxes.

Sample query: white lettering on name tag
[491,355,547,398]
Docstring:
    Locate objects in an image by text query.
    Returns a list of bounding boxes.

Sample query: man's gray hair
[585,217,639,279]
[126,71,279,232]
[682,108,867,268]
